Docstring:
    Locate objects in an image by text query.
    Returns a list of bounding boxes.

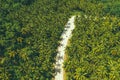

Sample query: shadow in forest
[56,55,63,60]
[56,63,61,66]
[55,67,61,75]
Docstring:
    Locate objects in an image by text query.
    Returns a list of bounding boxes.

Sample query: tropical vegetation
[0,0,120,80]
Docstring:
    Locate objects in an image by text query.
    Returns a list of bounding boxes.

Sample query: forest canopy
[0,0,120,80]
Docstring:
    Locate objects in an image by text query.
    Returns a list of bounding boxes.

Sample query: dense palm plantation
[0,0,71,79]
[64,1,120,80]
[0,0,120,80]
[64,15,120,80]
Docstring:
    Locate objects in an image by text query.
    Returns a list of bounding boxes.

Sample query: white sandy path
[55,16,76,80]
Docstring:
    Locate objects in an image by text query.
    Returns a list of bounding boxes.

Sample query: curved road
[55,16,76,80]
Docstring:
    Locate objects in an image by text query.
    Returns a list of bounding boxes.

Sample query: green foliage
[64,14,120,80]
[0,0,120,80]
[92,0,120,17]
[0,0,72,79]
[103,2,120,17]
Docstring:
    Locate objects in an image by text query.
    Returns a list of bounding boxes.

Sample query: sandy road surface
[55,16,76,80]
